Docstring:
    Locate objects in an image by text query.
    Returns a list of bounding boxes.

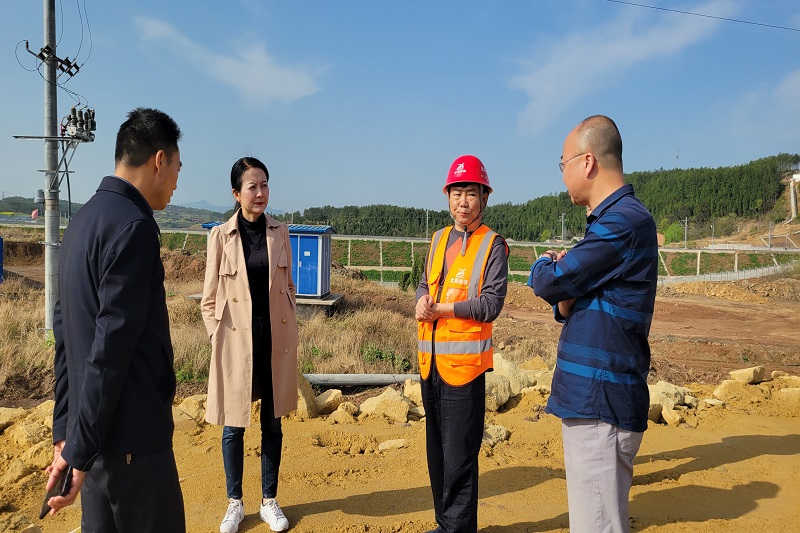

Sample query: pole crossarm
[14,135,87,189]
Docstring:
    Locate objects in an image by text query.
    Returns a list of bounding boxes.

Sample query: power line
[605,0,800,33]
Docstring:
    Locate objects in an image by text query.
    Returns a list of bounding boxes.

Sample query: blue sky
[1,0,798,213]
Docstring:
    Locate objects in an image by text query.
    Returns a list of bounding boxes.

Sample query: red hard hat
[443,154,492,194]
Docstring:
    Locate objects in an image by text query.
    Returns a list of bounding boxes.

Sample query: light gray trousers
[561,418,643,533]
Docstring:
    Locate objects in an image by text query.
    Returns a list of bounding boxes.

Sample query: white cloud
[510,0,738,135]
[725,68,800,141]
[134,16,322,106]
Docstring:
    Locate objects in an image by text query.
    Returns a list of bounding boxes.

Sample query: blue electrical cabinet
[288,225,334,298]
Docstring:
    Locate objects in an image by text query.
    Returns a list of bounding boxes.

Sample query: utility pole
[14,0,94,332]
[711,224,714,248]
[560,212,566,243]
[681,217,688,249]
[768,222,773,249]
[43,0,59,332]
[425,209,429,240]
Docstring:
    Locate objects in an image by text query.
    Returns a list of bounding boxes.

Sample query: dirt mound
[736,278,800,301]
[1,241,44,266]
[332,261,367,280]
[665,281,770,303]
[161,250,207,283]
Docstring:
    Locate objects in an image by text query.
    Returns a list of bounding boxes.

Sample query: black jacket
[53,176,176,471]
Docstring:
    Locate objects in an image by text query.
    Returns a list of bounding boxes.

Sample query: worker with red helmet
[416,154,509,533]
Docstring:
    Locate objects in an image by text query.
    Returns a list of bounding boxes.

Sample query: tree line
[275,153,799,242]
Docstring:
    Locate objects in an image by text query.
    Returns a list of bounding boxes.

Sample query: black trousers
[421,360,486,533]
[222,315,282,500]
[81,448,185,533]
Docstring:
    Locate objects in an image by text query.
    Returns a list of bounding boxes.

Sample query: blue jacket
[529,184,658,432]
[53,176,176,471]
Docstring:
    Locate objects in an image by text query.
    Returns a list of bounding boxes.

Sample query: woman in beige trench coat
[201,157,298,533]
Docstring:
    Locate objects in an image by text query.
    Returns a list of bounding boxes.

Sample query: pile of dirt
[665,281,770,303]
[331,261,367,280]
[1,242,44,266]
[161,250,207,283]
[737,278,800,301]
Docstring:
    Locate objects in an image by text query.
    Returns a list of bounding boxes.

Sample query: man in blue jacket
[45,107,186,532]
[530,115,658,533]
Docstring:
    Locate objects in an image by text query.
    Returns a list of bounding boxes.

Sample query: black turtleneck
[237,211,270,318]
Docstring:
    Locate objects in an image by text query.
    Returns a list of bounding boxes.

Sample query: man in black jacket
[45,107,186,532]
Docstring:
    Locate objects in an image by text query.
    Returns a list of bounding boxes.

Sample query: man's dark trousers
[421,357,486,533]
[81,449,185,533]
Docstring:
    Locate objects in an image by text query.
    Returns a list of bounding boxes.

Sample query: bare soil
[1,255,799,532]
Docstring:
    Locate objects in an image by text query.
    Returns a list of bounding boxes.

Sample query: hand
[416,295,435,322]
[558,298,577,318]
[49,440,65,468]
[556,249,568,261]
[45,454,85,515]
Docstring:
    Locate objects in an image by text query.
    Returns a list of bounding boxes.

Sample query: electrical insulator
[67,107,78,136]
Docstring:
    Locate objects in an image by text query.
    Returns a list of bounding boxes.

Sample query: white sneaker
[220,498,244,533]
[260,498,289,531]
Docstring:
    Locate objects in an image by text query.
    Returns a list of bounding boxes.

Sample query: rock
[27,400,55,429]
[661,406,684,427]
[524,369,554,388]
[771,370,788,379]
[485,373,512,411]
[315,389,344,415]
[21,440,53,470]
[773,375,800,389]
[294,373,319,420]
[532,384,551,395]
[328,408,356,425]
[713,380,765,403]
[338,401,359,416]
[492,353,533,395]
[649,391,675,412]
[175,394,207,424]
[729,365,766,384]
[1,458,31,484]
[408,406,425,420]
[649,381,692,406]
[482,425,510,447]
[6,418,50,447]
[647,403,663,423]
[774,387,800,405]
[0,407,27,433]
[683,394,699,409]
[172,406,202,432]
[700,398,726,409]
[403,379,423,407]
[378,439,407,452]
[360,387,410,423]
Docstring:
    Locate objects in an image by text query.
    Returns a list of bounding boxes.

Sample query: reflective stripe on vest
[417,225,497,386]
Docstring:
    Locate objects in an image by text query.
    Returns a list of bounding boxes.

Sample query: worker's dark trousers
[421,360,486,533]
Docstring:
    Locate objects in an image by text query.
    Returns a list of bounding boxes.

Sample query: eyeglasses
[559,152,590,172]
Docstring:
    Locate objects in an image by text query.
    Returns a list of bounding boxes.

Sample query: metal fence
[657,260,798,285]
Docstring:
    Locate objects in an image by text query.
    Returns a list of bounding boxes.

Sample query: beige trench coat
[201,211,299,427]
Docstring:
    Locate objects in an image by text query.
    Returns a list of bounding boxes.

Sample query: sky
[0,0,798,214]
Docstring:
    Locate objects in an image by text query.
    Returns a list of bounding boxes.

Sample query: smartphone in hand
[39,465,73,519]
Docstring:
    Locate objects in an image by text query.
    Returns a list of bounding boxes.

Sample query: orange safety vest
[417,225,499,386]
